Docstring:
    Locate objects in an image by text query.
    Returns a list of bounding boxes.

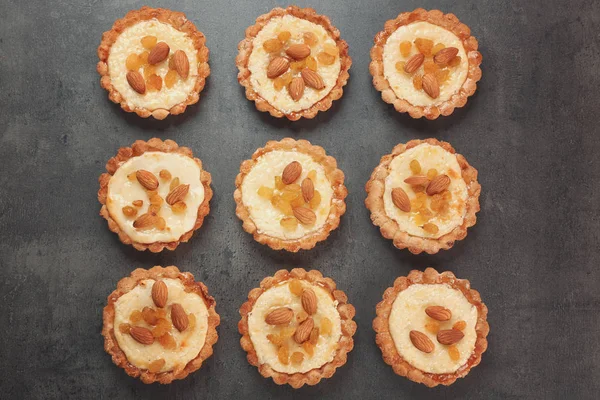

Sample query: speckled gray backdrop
[0,0,598,399]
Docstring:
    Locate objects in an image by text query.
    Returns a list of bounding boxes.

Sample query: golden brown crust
[236,6,351,121]
[373,267,489,387]
[238,268,357,388]
[96,6,210,119]
[234,138,347,252]
[102,266,220,384]
[369,8,482,119]
[365,138,480,254]
[98,138,212,253]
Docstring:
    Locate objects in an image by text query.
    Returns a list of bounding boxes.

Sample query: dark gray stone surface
[0,0,598,398]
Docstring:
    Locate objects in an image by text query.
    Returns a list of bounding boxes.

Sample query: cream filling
[240,150,333,240]
[108,19,198,110]
[247,280,342,373]
[384,143,467,238]
[383,21,469,106]
[113,278,209,372]
[248,15,341,113]
[389,283,477,374]
[107,152,205,243]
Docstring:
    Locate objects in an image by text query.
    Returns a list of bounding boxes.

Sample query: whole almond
[301,178,314,202]
[404,53,425,73]
[437,329,464,345]
[286,43,311,60]
[282,161,302,184]
[391,187,411,212]
[136,170,159,190]
[133,213,157,229]
[148,42,170,65]
[434,47,459,65]
[173,50,190,79]
[171,303,189,332]
[126,71,146,94]
[130,326,154,345]
[301,288,318,315]
[293,207,316,225]
[151,280,168,308]
[288,77,305,101]
[409,330,434,353]
[265,307,293,325]
[422,73,440,99]
[267,56,290,79]
[426,174,450,195]
[425,305,452,321]
[294,317,314,344]
[166,184,190,205]
[404,176,430,186]
[301,68,325,90]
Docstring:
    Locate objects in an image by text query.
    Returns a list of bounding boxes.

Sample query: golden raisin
[263,38,283,53]
[323,43,339,56]
[309,327,320,345]
[427,168,438,180]
[141,35,157,49]
[127,172,137,181]
[414,38,434,56]
[150,193,163,206]
[257,186,274,199]
[280,216,298,230]
[119,323,131,334]
[290,60,305,72]
[164,69,178,88]
[307,170,317,182]
[290,195,305,208]
[271,195,293,216]
[302,341,315,357]
[159,169,171,180]
[296,310,309,323]
[431,43,445,55]
[170,177,180,191]
[155,217,166,230]
[395,61,406,73]
[305,55,317,71]
[142,307,159,325]
[289,279,304,296]
[278,31,291,43]
[129,310,143,324]
[132,200,143,207]
[448,56,461,68]
[448,345,460,361]
[138,51,149,64]
[309,190,321,209]
[290,352,304,365]
[435,68,450,84]
[146,74,162,91]
[412,75,423,90]
[278,345,289,365]
[453,320,467,331]
[409,159,421,174]
[152,318,172,338]
[423,61,439,75]
[126,53,143,70]
[317,52,335,66]
[148,359,165,373]
[122,206,137,217]
[320,317,333,335]
[425,321,440,334]
[188,313,196,330]
[158,332,177,350]
[399,41,412,57]
[143,64,157,79]
[303,31,318,46]
[148,204,161,215]
[274,176,286,190]
[171,201,187,214]
[280,327,296,339]
[422,223,439,234]
[267,333,285,346]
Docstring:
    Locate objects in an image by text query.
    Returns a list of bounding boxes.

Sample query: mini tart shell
[102,266,220,384]
[98,138,212,253]
[234,138,347,252]
[369,8,482,119]
[238,268,357,388]
[236,6,351,121]
[373,268,489,387]
[97,6,210,120]
[365,138,480,254]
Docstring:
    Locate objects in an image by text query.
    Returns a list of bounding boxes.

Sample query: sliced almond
[151,280,168,308]
[301,288,318,315]
[126,71,146,94]
[300,68,325,90]
[288,77,305,101]
[133,213,157,230]
[391,187,411,212]
[409,330,434,353]
[286,43,311,60]
[301,178,314,202]
[294,317,314,344]
[426,174,450,195]
[404,53,425,73]
[265,307,293,325]
[267,56,290,79]
[171,303,189,332]
[434,47,459,65]
[425,305,452,321]
[282,161,302,184]
[404,176,430,186]
[130,326,154,345]
[422,73,440,99]
[437,329,464,345]
[135,170,158,190]
[172,50,190,79]
[166,184,190,205]
[148,42,170,65]
[293,207,316,225]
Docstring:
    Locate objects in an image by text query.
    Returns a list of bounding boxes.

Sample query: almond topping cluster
[122,169,190,230]
[391,159,457,234]
[394,39,462,99]
[118,280,197,372]
[256,161,323,230]
[409,305,467,361]
[263,30,339,101]
[263,280,334,366]
[125,35,191,94]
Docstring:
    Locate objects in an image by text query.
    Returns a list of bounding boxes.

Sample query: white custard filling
[389,283,477,374]
[106,152,205,243]
[241,150,333,240]
[247,280,342,373]
[248,15,341,113]
[383,21,469,106]
[113,278,209,372]
[384,143,467,238]
[108,19,198,110]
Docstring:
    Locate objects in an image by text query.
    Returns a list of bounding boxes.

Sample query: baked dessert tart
[98,138,212,252]
[239,268,357,388]
[234,138,347,252]
[236,6,351,120]
[365,138,480,254]
[103,266,220,384]
[369,8,482,119]
[97,6,210,119]
[373,268,489,387]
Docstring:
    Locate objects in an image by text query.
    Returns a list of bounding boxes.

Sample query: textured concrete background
[0,0,599,399]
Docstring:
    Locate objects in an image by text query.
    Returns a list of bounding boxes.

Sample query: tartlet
[373,267,489,387]
[369,8,482,119]
[98,138,212,252]
[365,138,480,254]
[239,268,357,388]
[234,138,347,252]
[102,265,220,384]
[97,6,210,119]
[236,6,351,120]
